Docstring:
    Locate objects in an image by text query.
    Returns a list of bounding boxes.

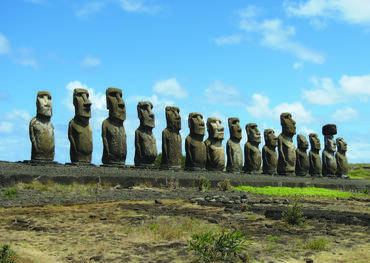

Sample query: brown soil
[0,189,369,263]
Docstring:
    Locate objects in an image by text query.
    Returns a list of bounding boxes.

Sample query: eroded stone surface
[243,123,261,174]
[336,137,349,178]
[322,135,337,177]
[134,101,157,167]
[277,113,296,176]
[68,88,93,163]
[29,91,55,161]
[161,106,182,169]
[226,117,243,173]
[205,117,225,171]
[102,88,127,165]
[309,133,322,177]
[295,134,309,176]
[185,113,206,170]
[262,129,278,175]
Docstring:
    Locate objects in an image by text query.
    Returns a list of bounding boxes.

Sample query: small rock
[207,218,218,224]
[210,199,216,202]
[228,201,234,204]
[155,199,163,204]
[213,195,220,199]
[260,198,272,204]
[193,197,205,202]
[100,217,107,221]
[305,258,313,263]
[241,199,247,203]
[234,200,241,204]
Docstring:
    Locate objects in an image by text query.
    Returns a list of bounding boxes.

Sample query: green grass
[348,168,370,180]
[234,186,369,199]
[1,187,19,198]
[302,238,329,251]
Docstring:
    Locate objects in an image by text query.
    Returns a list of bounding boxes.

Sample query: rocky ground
[0,185,369,263]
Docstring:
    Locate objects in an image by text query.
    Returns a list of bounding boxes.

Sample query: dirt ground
[0,189,369,263]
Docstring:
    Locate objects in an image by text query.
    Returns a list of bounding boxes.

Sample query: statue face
[188,112,205,136]
[73,88,91,118]
[138,101,155,128]
[297,134,309,150]
[228,117,242,140]
[106,88,125,121]
[247,123,261,143]
[280,113,296,136]
[264,129,278,147]
[309,133,321,151]
[166,106,181,132]
[207,117,224,140]
[325,135,336,152]
[336,137,347,152]
[36,91,52,117]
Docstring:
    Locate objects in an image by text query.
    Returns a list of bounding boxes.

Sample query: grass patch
[217,179,231,191]
[302,238,329,251]
[17,181,100,194]
[234,186,369,199]
[2,187,19,198]
[282,199,305,226]
[349,168,370,180]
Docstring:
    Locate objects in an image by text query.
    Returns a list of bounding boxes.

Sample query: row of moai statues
[29,88,349,178]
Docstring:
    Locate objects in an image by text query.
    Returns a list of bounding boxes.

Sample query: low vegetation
[1,187,19,198]
[188,230,251,262]
[0,244,18,263]
[302,238,329,251]
[234,186,369,199]
[282,199,305,226]
[198,176,210,192]
[217,179,231,191]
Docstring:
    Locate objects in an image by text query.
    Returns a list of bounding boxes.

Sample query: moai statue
[308,133,322,177]
[336,137,349,179]
[68,89,93,163]
[134,101,157,167]
[161,106,182,169]
[322,124,337,177]
[262,129,278,175]
[205,117,225,171]
[277,113,296,176]
[243,123,262,174]
[101,88,127,165]
[295,134,309,176]
[185,112,206,170]
[29,91,55,161]
[226,117,243,173]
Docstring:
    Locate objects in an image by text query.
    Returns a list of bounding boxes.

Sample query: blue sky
[1,0,370,164]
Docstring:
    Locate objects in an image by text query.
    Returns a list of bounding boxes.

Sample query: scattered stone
[154,199,163,204]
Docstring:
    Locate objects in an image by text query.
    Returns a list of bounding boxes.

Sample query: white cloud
[127,94,174,114]
[75,2,106,18]
[204,80,244,107]
[293,61,304,69]
[331,107,358,122]
[284,0,370,25]
[0,122,14,133]
[309,18,327,30]
[246,93,314,124]
[212,34,244,46]
[153,78,188,99]
[0,33,11,55]
[239,10,325,64]
[303,74,370,104]
[64,81,106,111]
[5,109,31,121]
[119,0,160,14]
[81,54,101,67]
[298,126,316,136]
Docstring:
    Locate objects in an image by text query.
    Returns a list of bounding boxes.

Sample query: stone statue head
[137,101,155,128]
[246,123,261,144]
[188,112,205,136]
[36,91,52,117]
[73,88,91,118]
[336,137,347,153]
[264,129,278,147]
[297,134,309,150]
[324,135,336,153]
[207,117,224,140]
[106,87,125,121]
[228,117,242,141]
[165,106,181,132]
[280,112,296,136]
[309,133,321,151]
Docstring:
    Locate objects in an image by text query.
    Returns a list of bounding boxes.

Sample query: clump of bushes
[0,244,18,263]
[217,179,231,191]
[188,230,251,262]
[282,199,305,226]
[198,176,210,192]
[2,187,19,198]
[303,238,329,251]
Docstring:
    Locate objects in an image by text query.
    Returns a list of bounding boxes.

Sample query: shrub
[0,244,18,263]
[2,187,19,198]
[217,179,231,191]
[282,199,305,226]
[303,238,328,251]
[198,176,210,192]
[188,230,250,262]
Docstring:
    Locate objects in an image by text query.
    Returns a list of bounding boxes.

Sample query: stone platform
[0,161,368,192]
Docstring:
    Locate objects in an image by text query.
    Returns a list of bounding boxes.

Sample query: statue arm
[185,137,192,163]
[262,147,270,168]
[102,121,110,157]
[135,130,141,159]
[162,130,167,163]
[68,121,77,154]
[278,137,287,165]
[295,150,300,168]
[29,119,38,152]
[226,141,233,165]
